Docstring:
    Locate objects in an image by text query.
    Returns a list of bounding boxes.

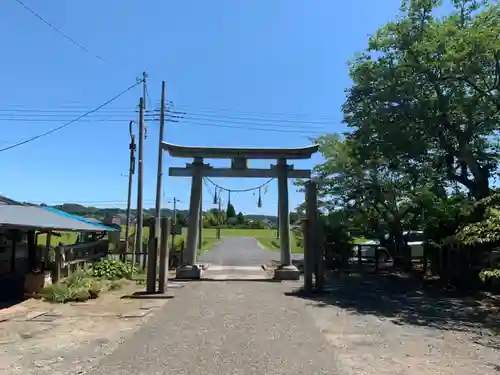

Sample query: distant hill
[49,203,278,223]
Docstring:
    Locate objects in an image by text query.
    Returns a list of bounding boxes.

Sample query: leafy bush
[42,268,106,303]
[90,259,137,280]
[107,279,124,290]
[71,287,90,302]
[41,283,74,303]
[86,278,103,298]
[173,238,185,251]
[479,269,500,283]
[63,269,91,286]
[479,269,500,292]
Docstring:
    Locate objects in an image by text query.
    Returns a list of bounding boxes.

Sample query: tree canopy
[345,0,500,199]
[303,0,500,274]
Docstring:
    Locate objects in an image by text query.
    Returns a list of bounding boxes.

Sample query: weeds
[41,260,137,303]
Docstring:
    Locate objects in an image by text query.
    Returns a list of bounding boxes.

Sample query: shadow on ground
[285,272,500,349]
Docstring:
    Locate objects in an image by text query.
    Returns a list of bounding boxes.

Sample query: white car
[353,231,425,262]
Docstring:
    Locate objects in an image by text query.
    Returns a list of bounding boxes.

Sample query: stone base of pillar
[175,265,202,280]
[273,264,300,280]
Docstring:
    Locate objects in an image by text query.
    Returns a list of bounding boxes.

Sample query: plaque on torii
[162,142,319,280]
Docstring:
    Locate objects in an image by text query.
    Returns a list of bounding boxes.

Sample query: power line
[159,110,335,126]
[0,117,322,135]
[0,102,338,121]
[170,121,322,135]
[0,109,136,114]
[164,103,338,120]
[0,105,336,125]
[0,80,142,153]
[13,0,108,64]
[164,115,327,129]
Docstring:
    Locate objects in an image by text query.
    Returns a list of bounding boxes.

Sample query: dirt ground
[0,280,174,375]
[2,269,500,375]
[289,272,500,375]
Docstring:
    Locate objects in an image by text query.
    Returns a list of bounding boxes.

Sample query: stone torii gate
[162,142,319,280]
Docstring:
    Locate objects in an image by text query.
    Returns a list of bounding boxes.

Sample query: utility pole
[135,97,145,266]
[154,81,166,234]
[148,81,166,292]
[217,194,222,240]
[170,197,178,251]
[124,120,136,260]
[142,71,148,111]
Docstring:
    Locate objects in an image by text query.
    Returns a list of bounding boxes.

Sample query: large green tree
[310,133,442,260]
[344,0,500,199]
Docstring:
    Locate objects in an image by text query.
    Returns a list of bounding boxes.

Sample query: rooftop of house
[0,195,119,232]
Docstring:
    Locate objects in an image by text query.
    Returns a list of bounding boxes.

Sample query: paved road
[198,237,279,266]
[85,238,339,375]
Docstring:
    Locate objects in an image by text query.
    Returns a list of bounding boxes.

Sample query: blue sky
[0,0,405,215]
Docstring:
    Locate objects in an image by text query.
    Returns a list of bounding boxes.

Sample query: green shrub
[173,238,185,251]
[479,269,500,283]
[41,283,74,303]
[71,287,91,302]
[87,279,103,298]
[90,259,137,280]
[63,269,91,287]
[107,279,124,290]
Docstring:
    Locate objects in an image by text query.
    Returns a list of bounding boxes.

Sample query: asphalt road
[85,237,339,375]
[198,237,278,266]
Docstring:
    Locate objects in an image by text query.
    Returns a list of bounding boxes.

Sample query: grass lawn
[202,228,277,238]
[35,227,303,253]
[352,236,369,244]
[257,236,303,253]
[200,228,303,254]
[37,232,77,247]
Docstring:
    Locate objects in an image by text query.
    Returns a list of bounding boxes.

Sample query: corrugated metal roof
[0,205,119,232]
[39,206,117,231]
[0,195,23,205]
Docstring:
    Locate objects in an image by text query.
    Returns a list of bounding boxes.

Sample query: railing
[50,240,108,283]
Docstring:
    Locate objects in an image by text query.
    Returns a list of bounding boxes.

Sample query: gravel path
[83,238,339,374]
[85,280,340,375]
[198,237,278,266]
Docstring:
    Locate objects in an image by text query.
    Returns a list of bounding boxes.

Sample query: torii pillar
[273,158,299,280]
[176,157,204,279]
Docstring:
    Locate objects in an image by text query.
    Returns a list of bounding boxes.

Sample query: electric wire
[0,80,142,153]
[13,0,108,64]
[163,110,335,126]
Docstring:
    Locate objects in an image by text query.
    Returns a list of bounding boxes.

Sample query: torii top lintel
[161,142,319,160]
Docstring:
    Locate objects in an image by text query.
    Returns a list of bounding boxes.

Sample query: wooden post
[315,214,325,293]
[53,246,62,283]
[357,245,362,267]
[146,218,157,293]
[142,241,148,270]
[301,218,313,293]
[44,233,51,269]
[179,241,184,267]
[158,217,171,294]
